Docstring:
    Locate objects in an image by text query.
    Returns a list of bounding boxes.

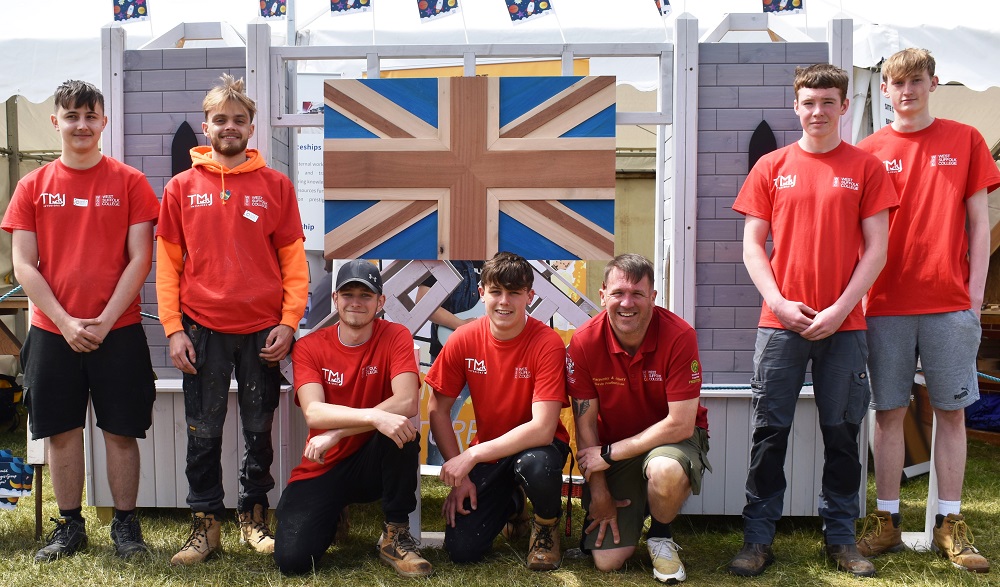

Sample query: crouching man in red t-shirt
[273,260,432,578]
[567,254,710,584]
[425,252,570,570]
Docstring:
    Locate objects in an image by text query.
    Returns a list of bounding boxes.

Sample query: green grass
[1,406,997,586]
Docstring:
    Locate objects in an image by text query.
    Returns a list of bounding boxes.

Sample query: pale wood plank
[151,391,177,506]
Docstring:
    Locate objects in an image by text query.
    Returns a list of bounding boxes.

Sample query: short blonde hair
[882,48,935,83]
[202,74,257,122]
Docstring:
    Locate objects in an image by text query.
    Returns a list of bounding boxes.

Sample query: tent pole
[5,97,19,199]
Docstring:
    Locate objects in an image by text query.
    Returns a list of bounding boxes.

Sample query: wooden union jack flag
[323,76,616,260]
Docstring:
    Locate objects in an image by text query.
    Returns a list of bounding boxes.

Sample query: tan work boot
[933,513,990,573]
[502,486,530,541]
[856,510,905,557]
[171,512,222,565]
[377,521,433,578]
[238,503,275,554]
[526,515,561,571]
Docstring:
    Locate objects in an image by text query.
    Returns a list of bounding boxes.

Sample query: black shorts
[21,323,156,440]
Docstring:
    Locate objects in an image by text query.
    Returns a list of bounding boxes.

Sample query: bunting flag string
[654,0,671,17]
[260,0,288,19]
[504,0,553,24]
[418,0,460,22]
[113,0,148,22]
[762,0,803,14]
[331,0,371,15]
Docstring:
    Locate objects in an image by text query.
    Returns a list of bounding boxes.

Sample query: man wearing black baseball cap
[274,259,431,578]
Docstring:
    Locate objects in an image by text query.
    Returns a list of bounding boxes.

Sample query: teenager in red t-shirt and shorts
[856,48,1000,573]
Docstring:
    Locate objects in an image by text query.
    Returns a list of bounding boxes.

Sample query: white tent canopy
[3,0,1000,104]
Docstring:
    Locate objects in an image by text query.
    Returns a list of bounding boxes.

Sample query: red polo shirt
[566,306,708,444]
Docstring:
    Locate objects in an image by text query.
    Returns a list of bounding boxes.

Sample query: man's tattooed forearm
[573,398,590,417]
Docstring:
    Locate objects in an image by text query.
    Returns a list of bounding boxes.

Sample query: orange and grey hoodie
[155,146,308,336]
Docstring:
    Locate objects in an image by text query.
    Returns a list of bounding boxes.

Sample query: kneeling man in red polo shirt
[568,253,710,584]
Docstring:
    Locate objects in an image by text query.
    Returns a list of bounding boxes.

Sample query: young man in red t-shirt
[156,74,308,564]
[567,254,710,584]
[855,48,1000,573]
[425,252,569,570]
[273,260,432,578]
[2,80,159,561]
[728,64,898,578]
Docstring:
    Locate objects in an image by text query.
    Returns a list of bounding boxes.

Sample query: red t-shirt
[566,306,708,444]
[424,316,570,446]
[157,152,304,334]
[859,119,1000,315]
[732,141,898,331]
[1,156,159,334]
[287,320,417,483]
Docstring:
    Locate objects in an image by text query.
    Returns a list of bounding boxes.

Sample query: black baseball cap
[335,259,383,295]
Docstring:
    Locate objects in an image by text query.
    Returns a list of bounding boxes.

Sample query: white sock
[938,499,961,518]
[876,499,899,515]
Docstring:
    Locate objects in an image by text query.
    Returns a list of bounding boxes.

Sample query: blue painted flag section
[331,0,371,14]
[655,0,671,17]
[418,0,460,21]
[261,0,287,19]
[504,0,553,24]
[113,0,147,22]
[763,0,803,14]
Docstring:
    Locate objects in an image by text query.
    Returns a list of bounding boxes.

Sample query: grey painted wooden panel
[697,263,736,285]
[207,47,247,68]
[717,108,763,131]
[712,328,757,350]
[699,86,739,109]
[697,175,739,198]
[739,43,786,64]
[714,284,764,307]
[699,108,717,131]
[697,218,739,241]
[162,90,207,113]
[140,155,172,177]
[142,69,186,91]
[738,86,787,109]
[124,49,163,71]
[717,64,764,86]
[124,91,163,113]
[698,131,739,153]
[763,63,799,86]
[123,70,142,92]
[713,241,744,264]
[162,48,208,70]
[695,306,735,329]
[699,350,735,373]
[124,133,161,156]
[696,241,716,262]
[700,43,739,64]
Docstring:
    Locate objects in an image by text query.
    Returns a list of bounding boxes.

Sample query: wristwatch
[600,443,615,465]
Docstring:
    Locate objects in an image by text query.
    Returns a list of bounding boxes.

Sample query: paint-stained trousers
[181,316,282,514]
[444,439,569,563]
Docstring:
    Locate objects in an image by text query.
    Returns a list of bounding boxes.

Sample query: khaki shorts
[582,427,711,550]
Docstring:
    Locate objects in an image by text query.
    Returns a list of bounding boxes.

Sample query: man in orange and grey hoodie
[156,74,308,565]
